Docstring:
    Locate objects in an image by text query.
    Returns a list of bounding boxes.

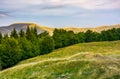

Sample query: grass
[0,41,120,79]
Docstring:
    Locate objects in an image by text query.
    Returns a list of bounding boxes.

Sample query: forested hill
[0,23,120,35]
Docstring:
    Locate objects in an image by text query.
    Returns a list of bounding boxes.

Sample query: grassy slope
[0,41,120,79]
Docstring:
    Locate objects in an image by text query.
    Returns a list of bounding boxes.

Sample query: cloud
[54,0,120,9]
[1,0,119,19]
[40,5,66,10]
[0,0,120,27]
[1,0,120,10]
[0,11,9,17]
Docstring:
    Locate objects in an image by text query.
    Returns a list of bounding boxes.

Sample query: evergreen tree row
[53,28,120,48]
[0,27,120,70]
[0,27,54,70]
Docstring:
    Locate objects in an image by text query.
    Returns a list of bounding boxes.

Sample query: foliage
[10,28,18,38]
[0,27,55,69]
[19,37,33,59]
[53,28,120,48]
[38,31,49,38]
[0,32,2,44]
[40,36,55,54]
[0,27,120,70]
[0,38,22,69]
[19,29,25,37]
[0,41,120,79]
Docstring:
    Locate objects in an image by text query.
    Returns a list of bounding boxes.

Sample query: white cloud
[0,14,7,17]
[54,0,120,9]
[0,12,8,17]
[1,0,120,10]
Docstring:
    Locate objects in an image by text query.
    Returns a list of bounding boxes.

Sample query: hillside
[0,23,46,35]
[64,24,120,33]
[0,41,120,79]
[0,23,120,35]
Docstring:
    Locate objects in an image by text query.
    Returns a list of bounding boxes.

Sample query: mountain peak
[0,23,45,35]
[9,22,39,28]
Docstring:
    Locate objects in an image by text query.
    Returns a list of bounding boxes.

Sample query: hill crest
[0,23,120,35]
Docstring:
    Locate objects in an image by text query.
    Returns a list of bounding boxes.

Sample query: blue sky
[0,0,120,27]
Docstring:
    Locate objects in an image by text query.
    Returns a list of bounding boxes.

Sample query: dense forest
[0,27,120,70]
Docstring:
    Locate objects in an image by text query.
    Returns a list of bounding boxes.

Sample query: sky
[0,0,120,27]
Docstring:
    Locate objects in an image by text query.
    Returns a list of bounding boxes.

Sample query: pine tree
[85,30,94,42]
[33,27,37,37]
[3,34,8,39]
[1,38,22,69]
[19,29,25,37]
[53,29,67,48]
[19,37,33,59]
[40,36,55,54]
[10,28,18,38]
[77,32,85,43]
[26,26,31,40]
[38,31,49,38]
[117,28,120,40]
[0,32,2,43]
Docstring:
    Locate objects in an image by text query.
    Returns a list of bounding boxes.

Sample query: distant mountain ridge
[64,24,120,33]
[0,23,120,35]
[0,23,45,35]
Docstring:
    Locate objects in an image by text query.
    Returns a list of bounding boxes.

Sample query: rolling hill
[0,23,46,35]
[0,23,120,35]
[0,41,120,79]
[64,24,120,33]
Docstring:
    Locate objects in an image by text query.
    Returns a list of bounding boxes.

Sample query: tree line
[53,28,120,48]
[0,27,120,70]
[0,27,54,70]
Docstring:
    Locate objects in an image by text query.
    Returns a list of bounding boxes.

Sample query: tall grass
[0,41,120,79]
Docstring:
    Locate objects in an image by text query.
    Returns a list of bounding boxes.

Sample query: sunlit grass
[0,41,120,79]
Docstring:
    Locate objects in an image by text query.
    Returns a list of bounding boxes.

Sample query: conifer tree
[40,36,55,54]
[10,28,18,38]
[33,27,37,37]
[0,32,2,43]
[3,34,8,39]
[19,29,25,37]
[26,26,31,40]
[38,31,49,38]
[85,30,94,42]
[1,38,21,69]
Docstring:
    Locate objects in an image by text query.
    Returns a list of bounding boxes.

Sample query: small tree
[38,31,49,38]
[77,32,85,43]
[40,36,55,55]
[3,34,8,39]
[1,38,22,69]
[19,29,25,37]
[19,37,33,59]
[0,32,2,43]
[10,28,18,38]
[0,60,2,70]
[85,30,94,42]
[33,27,37,37]
[26,26,31,40]
[53,29,66,48]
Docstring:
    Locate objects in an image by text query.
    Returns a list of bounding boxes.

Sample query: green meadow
[0,41,120,79]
